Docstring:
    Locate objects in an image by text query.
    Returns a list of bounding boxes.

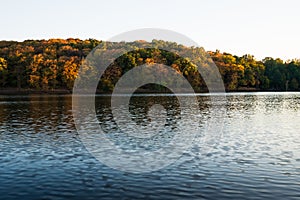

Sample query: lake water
[0,93,300,199]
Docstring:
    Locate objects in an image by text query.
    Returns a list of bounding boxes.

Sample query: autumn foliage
[0,39,299,93]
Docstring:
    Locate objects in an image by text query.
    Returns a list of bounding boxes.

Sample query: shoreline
[0,88,299,95]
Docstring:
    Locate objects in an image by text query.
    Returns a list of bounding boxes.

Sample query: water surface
[0,93,300,199]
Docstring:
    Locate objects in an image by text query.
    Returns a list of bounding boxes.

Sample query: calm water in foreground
[0,93,300,199]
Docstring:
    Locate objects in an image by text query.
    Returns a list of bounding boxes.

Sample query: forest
[0,38,299,93]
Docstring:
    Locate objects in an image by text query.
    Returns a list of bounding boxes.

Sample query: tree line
[0,38,299,93]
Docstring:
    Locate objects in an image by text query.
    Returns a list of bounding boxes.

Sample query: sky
[1,0,300,61]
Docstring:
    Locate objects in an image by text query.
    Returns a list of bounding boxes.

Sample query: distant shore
[0,87,296,95]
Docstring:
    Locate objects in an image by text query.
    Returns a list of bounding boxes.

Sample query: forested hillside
[0,39,299,93]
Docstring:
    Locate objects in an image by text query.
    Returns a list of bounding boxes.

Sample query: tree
[60,56,80,89]
[0,57,8,86]
[28,54,43,89]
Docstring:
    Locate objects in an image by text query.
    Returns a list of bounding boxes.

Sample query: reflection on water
[0,93,300,199]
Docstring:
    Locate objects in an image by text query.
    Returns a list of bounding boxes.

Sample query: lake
[0,93,300,199]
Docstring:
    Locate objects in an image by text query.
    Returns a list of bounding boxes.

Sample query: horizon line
[0,38,298,62]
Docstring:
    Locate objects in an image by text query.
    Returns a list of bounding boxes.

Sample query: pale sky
[1,0,300,61]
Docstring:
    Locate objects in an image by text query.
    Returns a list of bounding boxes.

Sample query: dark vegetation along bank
[0,39,300,94]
